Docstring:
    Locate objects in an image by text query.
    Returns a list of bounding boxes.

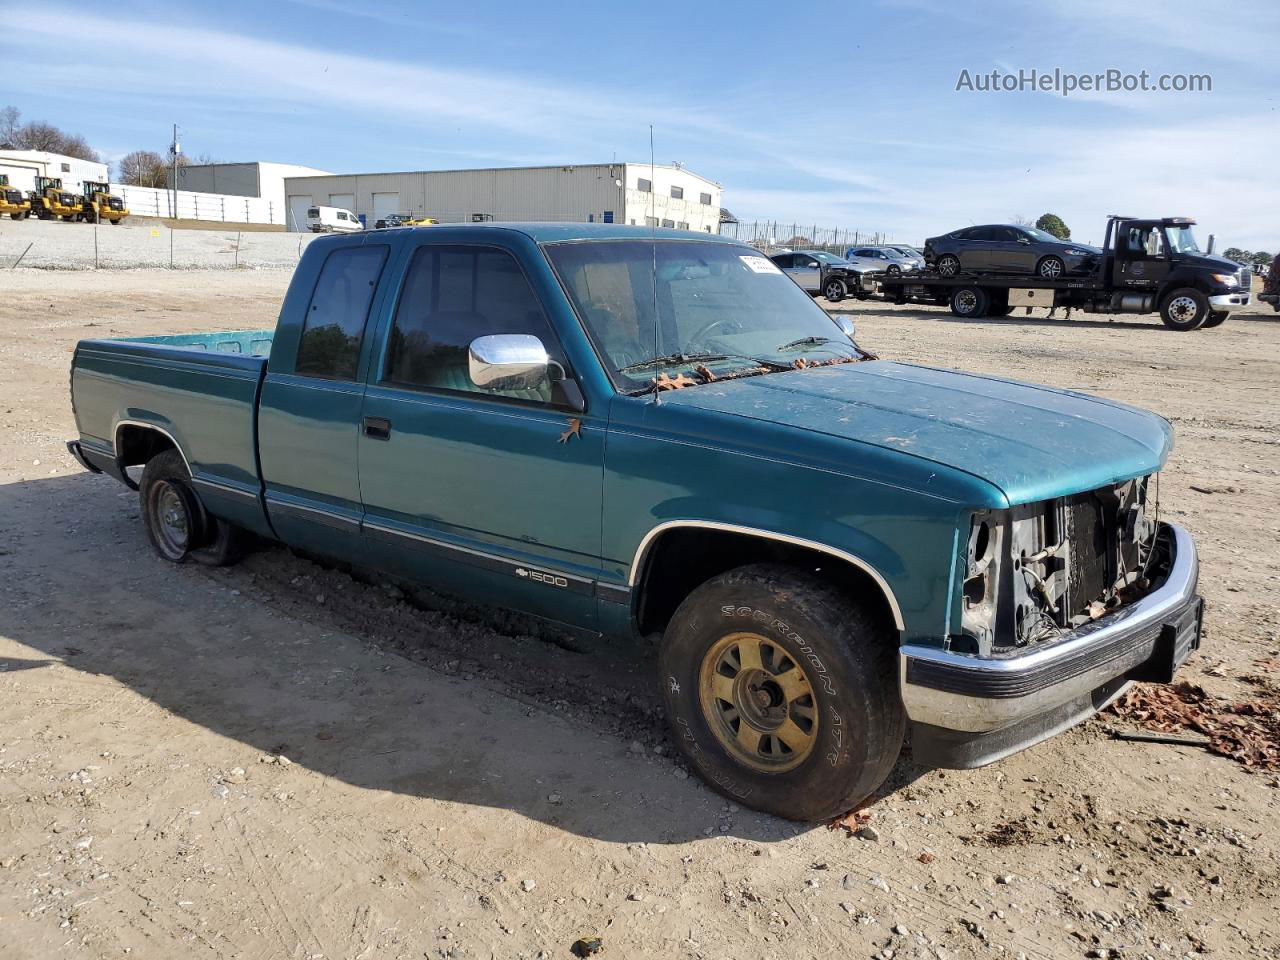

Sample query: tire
[9,212,20,221]
[1160,287,1209,331]
[139,450,205,563]
[937,254,961,277]
[823,277,847,302]
[886,264,901,277]
[1036,256,1065,279]
[950,285,989,318]
[110,217,122,225]
[61,214,75,222]
[1202,310,1229,329]
[658,564,904,821]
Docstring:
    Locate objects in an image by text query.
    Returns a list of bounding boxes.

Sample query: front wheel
[659,564,904,821]
[1036,256,1065,279]
[1202,310,1229,329]
[823,277,847,302]
[936,254,961,277]
[1160,287,1209,331]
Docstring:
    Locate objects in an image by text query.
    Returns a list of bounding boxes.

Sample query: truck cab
[0,174,31,220]
[30,176,83,221]
[80,181,128,224]
[1104,216,1251,327]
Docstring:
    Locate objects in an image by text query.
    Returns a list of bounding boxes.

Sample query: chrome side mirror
[833,315,856,339]
[468,334,552,391]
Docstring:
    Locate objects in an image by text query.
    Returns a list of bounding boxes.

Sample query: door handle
[363,416,392,440]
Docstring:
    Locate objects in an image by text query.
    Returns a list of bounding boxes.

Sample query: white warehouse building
[0,149,108,195]
[168,161,332,221]
[281,162,722,233]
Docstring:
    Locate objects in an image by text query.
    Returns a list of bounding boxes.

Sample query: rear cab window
[295,245,389,379]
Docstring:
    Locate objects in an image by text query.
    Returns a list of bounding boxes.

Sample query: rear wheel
[937,254,961,277]
[1160,287,1209,331]
[140,450,204,563]
[1202,310,1230,329]
[823,277,847,302]
[139,449,246,565]
[950,285,989,318]
[658,564,904,821]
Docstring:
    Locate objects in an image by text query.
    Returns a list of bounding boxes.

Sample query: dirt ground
[1,268,1278,960]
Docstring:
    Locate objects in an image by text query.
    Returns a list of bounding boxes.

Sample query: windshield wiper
[619,351,721,373]
[776,335,847,351]
[620,352,792,374]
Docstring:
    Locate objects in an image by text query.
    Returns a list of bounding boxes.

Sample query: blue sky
[4,0,1277,248]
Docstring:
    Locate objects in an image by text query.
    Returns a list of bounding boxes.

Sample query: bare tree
[0,107,101,161]
[117,150,169,188]
[1010,213,1034,227]
[0,106,20,147]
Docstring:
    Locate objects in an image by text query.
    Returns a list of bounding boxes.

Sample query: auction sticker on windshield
[740,255,782,274]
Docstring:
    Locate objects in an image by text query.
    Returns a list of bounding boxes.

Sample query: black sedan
[924,225,1100,279]
[374,213,414,229]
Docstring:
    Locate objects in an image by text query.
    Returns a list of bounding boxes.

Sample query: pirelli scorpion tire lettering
[658,563,904,822]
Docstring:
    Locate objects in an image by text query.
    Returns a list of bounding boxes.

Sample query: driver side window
[383,245,569,405]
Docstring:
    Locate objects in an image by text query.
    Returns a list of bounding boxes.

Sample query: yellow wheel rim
[698,632,818,773]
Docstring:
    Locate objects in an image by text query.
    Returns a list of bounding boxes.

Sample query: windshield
[545,239,861,392]
[1165,225,1200,254]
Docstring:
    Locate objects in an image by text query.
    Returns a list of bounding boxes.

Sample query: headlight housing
[958,477,1158,655]
[1211,272,1239,286]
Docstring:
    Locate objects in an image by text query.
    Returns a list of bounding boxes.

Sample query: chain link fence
[717,219,906,254]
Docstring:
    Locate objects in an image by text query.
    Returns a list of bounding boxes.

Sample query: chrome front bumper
[901,522,1201,767]
[1209,292,1251,311]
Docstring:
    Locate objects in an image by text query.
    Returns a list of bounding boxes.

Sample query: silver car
[844,245,919,276]
[768,250,878,301]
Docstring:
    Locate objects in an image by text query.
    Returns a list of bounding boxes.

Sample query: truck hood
[657,361,1172,505]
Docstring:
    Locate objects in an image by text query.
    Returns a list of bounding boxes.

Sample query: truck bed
[70,331,273,529]
[879,270,1106,291]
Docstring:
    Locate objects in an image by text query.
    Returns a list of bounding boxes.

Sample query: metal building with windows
[281,162,722,233]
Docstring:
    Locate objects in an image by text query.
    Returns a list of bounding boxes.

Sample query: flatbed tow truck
[878,216,1252,331]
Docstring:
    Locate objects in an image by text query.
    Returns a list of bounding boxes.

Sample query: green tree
[1222,247,1249,264]
[1250,251,1272,269]
[1034,213,1070,240]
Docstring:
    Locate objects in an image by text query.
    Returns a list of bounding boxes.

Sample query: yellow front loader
[0,174,31,220]
[29,176,82,221]
[79,181,128,224]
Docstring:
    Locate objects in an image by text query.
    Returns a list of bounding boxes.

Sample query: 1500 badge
[515,568,569,588]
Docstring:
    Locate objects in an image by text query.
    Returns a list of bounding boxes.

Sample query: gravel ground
[1,269,1278,960]
[0,217,318,270]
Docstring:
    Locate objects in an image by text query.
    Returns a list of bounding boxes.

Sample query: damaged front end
[900,474,1204,769]
[958,476,1160,656]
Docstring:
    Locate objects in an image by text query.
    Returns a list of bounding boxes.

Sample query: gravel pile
[0,217,319,270]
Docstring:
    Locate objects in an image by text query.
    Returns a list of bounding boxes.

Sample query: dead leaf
[828,807,873,835]
[558,418,583,444]
[653,372,697,391]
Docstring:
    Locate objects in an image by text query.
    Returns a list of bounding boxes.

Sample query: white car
[307,205,363,233]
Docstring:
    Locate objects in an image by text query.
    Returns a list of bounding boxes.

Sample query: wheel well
[115,424,176,468]
[634,527,899,639]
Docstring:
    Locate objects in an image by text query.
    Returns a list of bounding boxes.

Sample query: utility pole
[169,123,181,221]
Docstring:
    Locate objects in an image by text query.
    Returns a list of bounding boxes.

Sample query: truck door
[356,241,604,629]
[1112,222,1170,290]
[258,241,391,555]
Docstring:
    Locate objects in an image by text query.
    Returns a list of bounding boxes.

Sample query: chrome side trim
[900,522,1198,733]
[191,477,260,503]
[627,520,906,631]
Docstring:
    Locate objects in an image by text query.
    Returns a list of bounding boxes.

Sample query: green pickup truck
[67,224,1203,821]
